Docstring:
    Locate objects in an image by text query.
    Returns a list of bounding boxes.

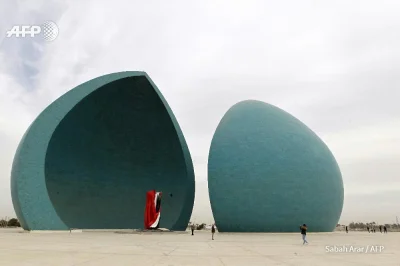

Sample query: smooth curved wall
[208,100,344,232]
[11,72,195,231]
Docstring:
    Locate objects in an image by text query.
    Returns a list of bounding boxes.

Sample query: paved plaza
[0,228,399,265]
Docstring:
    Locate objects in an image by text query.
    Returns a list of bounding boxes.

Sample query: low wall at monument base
[28,229,83,233]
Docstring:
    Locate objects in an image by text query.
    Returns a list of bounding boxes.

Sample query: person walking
[191,224,195,236]
[300,224,308,245]
[345,226,348,233]
[211,224,216,240]
[367,226,370,233]
[384,226,387,233]
[379,225,382,233]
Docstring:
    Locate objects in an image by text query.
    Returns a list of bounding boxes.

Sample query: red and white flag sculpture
[144,190,162,229]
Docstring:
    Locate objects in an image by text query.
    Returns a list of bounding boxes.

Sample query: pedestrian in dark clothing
[211,224,216,240]
[379,225,382,233]
[384,226,387,233]
[345,226,348,233]
[367,226,370,233]
[300,224,308,245]
[191,224,195,235]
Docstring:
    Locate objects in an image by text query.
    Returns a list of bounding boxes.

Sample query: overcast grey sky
[0,0,399,225]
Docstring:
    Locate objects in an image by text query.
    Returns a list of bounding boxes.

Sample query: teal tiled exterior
[11,72,195,231]
[208,100,344,232]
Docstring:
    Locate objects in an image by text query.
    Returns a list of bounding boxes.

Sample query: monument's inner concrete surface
[11,72,195,231]
[45,76,188,229]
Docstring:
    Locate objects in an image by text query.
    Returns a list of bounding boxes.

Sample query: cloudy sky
[1,0,399,225]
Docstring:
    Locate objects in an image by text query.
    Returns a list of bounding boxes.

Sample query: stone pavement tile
[170,246,253,256]
[268,254,371,266]
[152,255,224,266]
[219,256,288,265]
[248,244,321,256]
[83,244,175,255]
[74,254,162,266]
[0,250,41,265]
[156,241,211,250]
[13,243,92,252]
[0,249,108,266]
[333,253,400,266]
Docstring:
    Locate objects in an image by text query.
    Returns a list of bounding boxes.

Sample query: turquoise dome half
[11,72,195,231]
[208,100,344,232]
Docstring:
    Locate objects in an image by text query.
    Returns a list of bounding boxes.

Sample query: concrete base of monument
[24,228,184,234]
[138,228,172,232]
[115,228,189,234]
[28,229,83,233]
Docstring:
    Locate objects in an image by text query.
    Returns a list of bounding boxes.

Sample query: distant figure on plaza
[345,226,348,233]
[300,224,308,245]
[191,224,195,236]
[384,226,387,233]
[367,226,370,233]
[211,224,216,240]
[379,225,382,233]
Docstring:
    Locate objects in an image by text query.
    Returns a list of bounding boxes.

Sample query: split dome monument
[11,71,344,232]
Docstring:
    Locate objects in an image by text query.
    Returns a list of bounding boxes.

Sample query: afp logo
[6,21,59,42]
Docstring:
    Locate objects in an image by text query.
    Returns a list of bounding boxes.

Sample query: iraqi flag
[144,190,162,229]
